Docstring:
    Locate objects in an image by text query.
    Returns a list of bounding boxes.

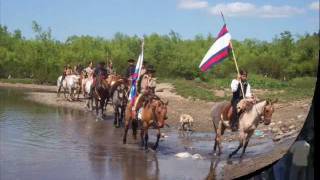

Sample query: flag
[199,24,231,72]
[128,51,144,105]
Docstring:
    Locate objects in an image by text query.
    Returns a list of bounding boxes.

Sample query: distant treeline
[0,21,318,84]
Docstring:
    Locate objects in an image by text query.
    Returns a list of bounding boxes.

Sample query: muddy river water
[0,88,294,180]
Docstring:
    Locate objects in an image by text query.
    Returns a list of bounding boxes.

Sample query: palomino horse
[123,95,168,151]
[57,75,81,101]
[211,98,277,158]
[111,79,129,127]
[92,75,110,118]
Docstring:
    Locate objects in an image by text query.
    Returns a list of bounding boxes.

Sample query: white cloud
[210,2,256,17]
[178,0,208,10]
[209,2,304,18]
[260,5,304,18]
[309,1,319,10]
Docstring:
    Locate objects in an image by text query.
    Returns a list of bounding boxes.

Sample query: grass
[159,75,316,102]
[0,78,35,84]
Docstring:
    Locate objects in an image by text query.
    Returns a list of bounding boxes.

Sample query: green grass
[159,78,228,101]
[0,78,35,84]
[159,75,316,102]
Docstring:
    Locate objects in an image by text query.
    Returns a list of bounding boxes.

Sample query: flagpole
[220,11,245,99]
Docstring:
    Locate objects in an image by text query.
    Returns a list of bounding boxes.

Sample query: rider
[90,61,108,98]
[132,64,156,118]
[125,59,136,79]
[58,64,73,95]
[82,61,94,95]
[107,60,114,75]
[230,69,253,131]
[84,61,94,78]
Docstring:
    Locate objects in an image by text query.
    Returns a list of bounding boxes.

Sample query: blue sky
[1,0,319,42]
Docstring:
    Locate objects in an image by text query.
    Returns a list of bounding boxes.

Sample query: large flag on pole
[128,41,144,104]
[199,24,231,72]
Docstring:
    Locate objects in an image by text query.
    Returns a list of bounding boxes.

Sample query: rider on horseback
[90,62,109,99]
[58,64,72,95]
[125,59,136,79]
[131,64,156,118]
[230,70,253,131]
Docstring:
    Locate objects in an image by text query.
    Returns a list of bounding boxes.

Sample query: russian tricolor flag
[128,51,144,105]
[199,24,231,72]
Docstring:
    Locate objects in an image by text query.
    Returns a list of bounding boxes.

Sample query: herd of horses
[56,72,277,158]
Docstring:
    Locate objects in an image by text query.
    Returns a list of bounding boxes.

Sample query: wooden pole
[220,11,245,98]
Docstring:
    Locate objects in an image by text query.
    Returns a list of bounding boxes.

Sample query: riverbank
[0,82,312,179]
[1,81,311,137]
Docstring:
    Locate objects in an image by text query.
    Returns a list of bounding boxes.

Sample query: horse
[123,95,168,151]
[57,75,81,101]
[82,77,94,110]
[211,98,277,158]
[92,75,110,118]
[111,79,129,128]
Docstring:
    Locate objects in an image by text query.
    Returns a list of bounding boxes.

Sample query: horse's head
[152,98,169,128]
[116,82,128,105]
[262,98,278,125]
[237,99,255,113]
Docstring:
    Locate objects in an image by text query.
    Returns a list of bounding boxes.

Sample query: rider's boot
[230,115,238,132]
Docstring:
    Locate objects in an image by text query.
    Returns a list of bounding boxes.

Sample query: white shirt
[290,140,310,166]
[231,79,252,98]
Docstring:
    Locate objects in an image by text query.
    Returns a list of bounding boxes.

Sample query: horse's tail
[210,101,227,133]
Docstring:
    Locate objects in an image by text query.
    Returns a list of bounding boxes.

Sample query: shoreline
[1,82,310,179]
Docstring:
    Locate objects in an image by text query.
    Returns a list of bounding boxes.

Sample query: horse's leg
[132,119,138,140]
[153,128,161,150]
[240,131,253,158]
[140,126,145,148]
[215,121,224,155]
[100,98,105,118]
[144,127,149,151]
[120,106,125,127]
[113,106,117,126]
[228,131,245,158]
[63,87,67,99]
[123,118,130,144]
[95,98,99,116]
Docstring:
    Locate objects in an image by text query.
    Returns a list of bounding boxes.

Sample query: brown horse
[92,76,110,118]
[211,98,277,158]
[123,95,168,151]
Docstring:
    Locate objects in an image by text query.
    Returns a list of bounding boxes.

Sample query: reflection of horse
[211,99,277,158]
[205,158,220,180]
[123,95,168,151]
[111,79,129,128]
[92,76,110,118]
[57,75,81,101]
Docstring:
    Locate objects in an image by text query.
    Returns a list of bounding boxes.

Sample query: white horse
[57,75,81,101]
[82,77,94,110]
[211,98,277,158]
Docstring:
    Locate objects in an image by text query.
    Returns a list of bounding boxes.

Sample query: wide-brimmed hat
[128,59,135,63]
[146,65,155,73]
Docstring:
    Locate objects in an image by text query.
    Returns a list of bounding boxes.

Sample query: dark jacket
[125,65,135,78]
[232,81,248,103]
[94,67,108,78]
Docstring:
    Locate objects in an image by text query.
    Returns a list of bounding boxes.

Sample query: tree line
[0,21,318,84]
